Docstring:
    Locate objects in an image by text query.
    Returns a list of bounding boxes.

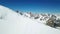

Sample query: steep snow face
[0,5,17,20]
[0,5,60,34]
[0,5,13,15]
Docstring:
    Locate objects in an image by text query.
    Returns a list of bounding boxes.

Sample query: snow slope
[0,5,60,34]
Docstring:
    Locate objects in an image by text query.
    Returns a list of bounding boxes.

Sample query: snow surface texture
[0,5,60,34]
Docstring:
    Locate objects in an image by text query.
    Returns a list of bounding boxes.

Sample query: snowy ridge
[21,12,60,24]
[0,5,60,34]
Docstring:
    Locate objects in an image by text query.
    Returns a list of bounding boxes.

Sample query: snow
[0,5,60,34]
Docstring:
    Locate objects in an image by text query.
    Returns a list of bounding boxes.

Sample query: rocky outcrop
[46,15,56,27]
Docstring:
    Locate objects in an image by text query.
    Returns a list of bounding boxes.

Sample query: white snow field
[0,5,60,34]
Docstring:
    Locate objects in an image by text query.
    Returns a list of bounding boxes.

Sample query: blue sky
[0,0,60,14]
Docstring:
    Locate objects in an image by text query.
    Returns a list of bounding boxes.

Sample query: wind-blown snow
[0,5,60,34]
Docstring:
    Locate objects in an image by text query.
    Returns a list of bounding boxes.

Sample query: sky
[0,0,60,14]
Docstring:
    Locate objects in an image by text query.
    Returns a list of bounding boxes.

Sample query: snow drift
[0,5,60,34]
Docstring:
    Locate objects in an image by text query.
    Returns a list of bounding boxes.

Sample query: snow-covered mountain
[0,5,60,34]
[22,12,60,28]
[18,11,60,24]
